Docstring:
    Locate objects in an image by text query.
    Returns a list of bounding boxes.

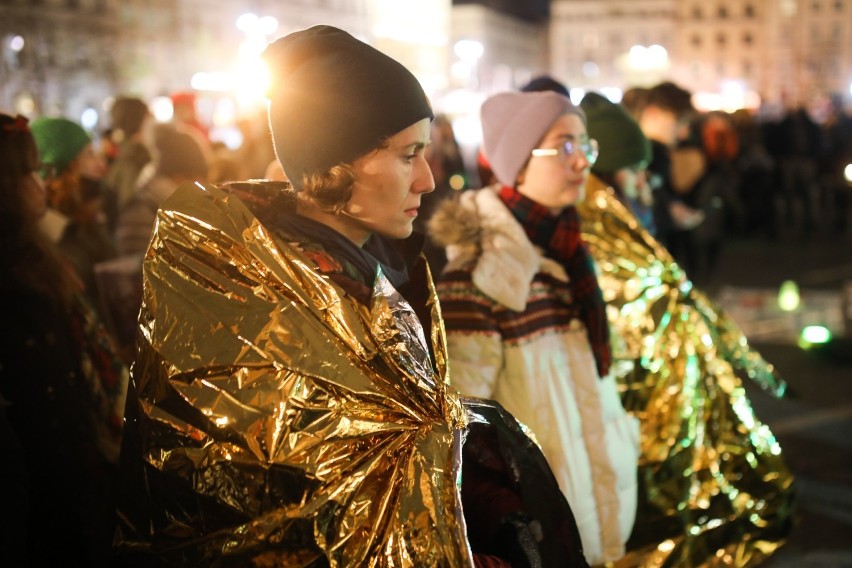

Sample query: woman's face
[75,142,107,180]
[614,166,650,202]
[516,113,592,213]
[338,118,434,245]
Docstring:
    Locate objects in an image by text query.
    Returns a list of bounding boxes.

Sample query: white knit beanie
[480,91,585,187]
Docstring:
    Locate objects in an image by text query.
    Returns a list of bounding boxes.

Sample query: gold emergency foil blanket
[577,177,795,568]
[115,182,473,567]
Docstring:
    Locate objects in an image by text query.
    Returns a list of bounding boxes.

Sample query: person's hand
[669,201,704,230]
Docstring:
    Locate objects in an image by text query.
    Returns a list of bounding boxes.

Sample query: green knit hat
[30,117,92,178]
[580,92,651,175]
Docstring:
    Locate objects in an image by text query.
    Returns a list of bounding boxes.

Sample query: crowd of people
[4,21,851,567]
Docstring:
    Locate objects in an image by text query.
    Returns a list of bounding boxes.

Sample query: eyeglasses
[531,138,599,166]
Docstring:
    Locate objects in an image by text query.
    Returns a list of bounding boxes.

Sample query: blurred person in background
[104,95,153,230]
[417,113,468,275]
[169,90,211,150]
[114,123,210,256]
[113,26,587,567]
[819,93,852,238]
[730,107,778,239]
[580,91,655,233]
[429,90,640,566]
[766,99,823,241]
[686,111,747,288]
[0,112,128,567]
[103,123,210,361]
[206,140,243,185]
[623,81,704,248]
[233,110,278,180]
[469,77,795,567]
[521,74,571,98]
[31,116,117,320]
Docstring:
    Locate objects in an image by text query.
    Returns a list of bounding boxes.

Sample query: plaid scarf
[499,185,611,378]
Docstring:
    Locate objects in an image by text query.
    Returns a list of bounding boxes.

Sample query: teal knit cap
[580,92,651,175]
[30,117,92,178]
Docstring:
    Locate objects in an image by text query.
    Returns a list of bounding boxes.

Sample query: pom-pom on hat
[262,25,434,189]
[580,91,651,175]
[479,91,585,188]
[30,117,92,179]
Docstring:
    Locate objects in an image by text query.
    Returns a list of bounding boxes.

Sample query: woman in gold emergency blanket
[577,175,796,567]
[112,25,588,567]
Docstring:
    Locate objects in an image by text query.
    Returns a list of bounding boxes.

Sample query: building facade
[1,0,850,126]
[550,0,852,110]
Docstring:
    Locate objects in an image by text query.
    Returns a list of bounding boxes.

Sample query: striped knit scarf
[499,185,611,378]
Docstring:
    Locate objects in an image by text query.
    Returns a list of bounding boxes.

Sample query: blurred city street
[710,227,852,567]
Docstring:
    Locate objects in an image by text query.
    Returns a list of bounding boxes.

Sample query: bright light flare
[628,44,669,71]
[777,280,800,312]
[237,13,277,37]
[844,163,852,183]
[454,39,484,62]
[150,96,174,122]
[9,35,25,52]
[236,13,259,33]
[191,72,234,92]
[799,325,832,348]
[80,107,99,130]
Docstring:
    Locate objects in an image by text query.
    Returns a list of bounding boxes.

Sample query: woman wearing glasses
[429,91,640,566]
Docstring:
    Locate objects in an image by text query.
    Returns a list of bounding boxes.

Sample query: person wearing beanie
[107,123,210,359]
[104,95,153,227]
[580,91,656,233]
[508,83,794,567]
[30,116,116,318]
[30,117,104,181]
[631,80,704,253]
[428,90,640,566]
[113,25,586,568]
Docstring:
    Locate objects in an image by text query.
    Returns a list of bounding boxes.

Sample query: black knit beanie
[580,91,651,175]
[262,25,434,189]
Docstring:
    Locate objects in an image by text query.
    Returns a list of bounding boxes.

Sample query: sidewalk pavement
[710,235,852,567]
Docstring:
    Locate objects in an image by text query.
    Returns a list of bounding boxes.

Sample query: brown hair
[295,137,390,213]
[297,163,358,213]
[0,113,77,308]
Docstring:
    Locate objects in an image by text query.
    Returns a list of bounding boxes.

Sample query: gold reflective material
[117,182,475,566]
[577,176,795,567]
